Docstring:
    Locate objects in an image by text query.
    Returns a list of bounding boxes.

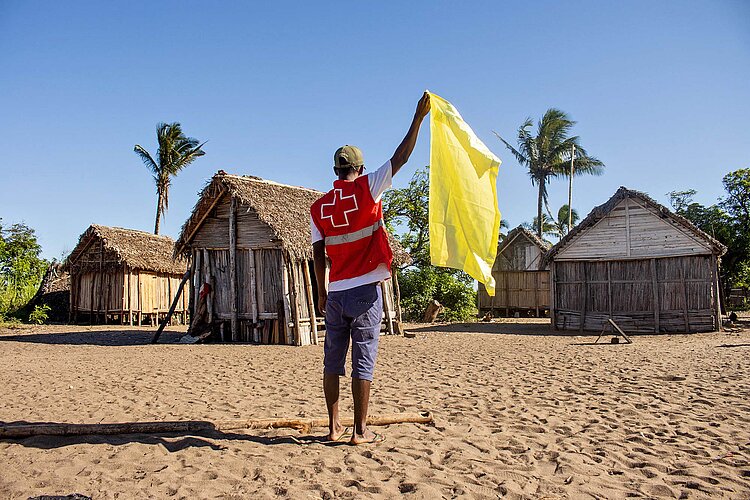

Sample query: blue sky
[1,1,748,260]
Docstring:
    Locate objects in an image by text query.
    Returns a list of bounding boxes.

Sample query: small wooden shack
[544,187,727,333]
[174,171,410,345]
[66,225,189,325]
[478,226,551,317]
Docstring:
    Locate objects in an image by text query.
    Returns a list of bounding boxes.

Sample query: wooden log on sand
[0,411,433,438]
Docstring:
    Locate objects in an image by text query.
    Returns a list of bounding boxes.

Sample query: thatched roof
[175,171,411,265]
[543,187,727,266]
[66,225,187,275]
[499,226,551,256]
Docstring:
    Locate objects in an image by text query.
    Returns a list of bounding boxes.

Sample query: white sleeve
[311,215,323,244]
[367,160,393,203]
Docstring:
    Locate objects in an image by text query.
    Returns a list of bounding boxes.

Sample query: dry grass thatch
[543,186,727,266]
[66,225,187,275]
[499,226,551,256]
[175,171,412,265]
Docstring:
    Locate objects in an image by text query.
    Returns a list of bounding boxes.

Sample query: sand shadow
[0,329,184,346]
[406,321,582,336]
[717,343,750,348]
[0,421,347,451]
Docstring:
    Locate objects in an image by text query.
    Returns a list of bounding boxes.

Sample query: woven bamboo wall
[478,271,550,312]
[552,255,719,333]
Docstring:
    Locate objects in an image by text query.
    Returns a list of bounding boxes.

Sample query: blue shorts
[323,283,382,381]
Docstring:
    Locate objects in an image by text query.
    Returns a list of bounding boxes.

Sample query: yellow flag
[428,92,501,295]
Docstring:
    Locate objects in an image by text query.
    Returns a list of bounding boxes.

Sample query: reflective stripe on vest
[324,219,384,246]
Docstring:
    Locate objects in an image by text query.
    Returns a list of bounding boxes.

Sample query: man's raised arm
[390,92,431,176]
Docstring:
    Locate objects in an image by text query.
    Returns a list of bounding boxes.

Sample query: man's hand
[318,290,327,316]
[415,91,431,120]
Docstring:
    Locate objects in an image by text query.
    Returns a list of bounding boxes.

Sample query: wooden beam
[290,261,303,345]
[152,269,191,343]
[678,261,690,332]
[302,262,318,344]
[711,256,722,331]
[381,281,394,335]
[203,249,213,324]
[281,256,294,345]
[229,196,238,342]
[607,261,613,322]
[650,258,660,333]
[392,270,404,335]
[625,197,632,257]
[580,261,588,333]
[0,411,434,438]
[550,262,557,329]
[248,249,260,343]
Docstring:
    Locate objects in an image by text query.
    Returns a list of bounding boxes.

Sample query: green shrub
[28,304,50,325]
[398,267,477,322]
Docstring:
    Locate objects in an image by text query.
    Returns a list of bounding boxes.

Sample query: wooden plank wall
[71,270,188,322]
[556,197,713,261]
[478,271,550,313]
[553,255,719,333]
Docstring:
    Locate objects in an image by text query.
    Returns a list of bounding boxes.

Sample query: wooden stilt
[229,197,238,342]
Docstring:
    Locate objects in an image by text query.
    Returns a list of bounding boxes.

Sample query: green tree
[383,167,477,321]
[0,220,48,315]
[494,109,603,237]
[667,186,743,291]
[134,122,206,235]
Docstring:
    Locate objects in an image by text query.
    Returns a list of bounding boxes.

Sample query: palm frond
[493,130,528,166]
[134,145,159,175]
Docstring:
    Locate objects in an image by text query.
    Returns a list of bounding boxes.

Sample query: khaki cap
[334,145,364,169]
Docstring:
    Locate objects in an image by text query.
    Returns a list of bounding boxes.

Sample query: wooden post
[89,273,96,325]
[302,262,318,344]
[152,269,191,343]
[193,250,202,322]
[381,281,394,335]
[203,249,213,324]
[607,261,613,321]
[281,256,294,345]
[549,262,557,330]
[137,271,142,326]
[98,240,105,324]
[579,261,588,333]
[625,197,632,257]
[650,258,660,333]
[679,261,690,332]
[392,270,404,336]
[289,262,303,346]
[127,270,133,326]
[712,256,722,331]
[229,197,238,342]
[534,271,540,318]
[248,249,259,342]
[568,144,575,232]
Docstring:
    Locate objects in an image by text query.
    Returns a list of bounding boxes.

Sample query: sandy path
[0,321,749,499]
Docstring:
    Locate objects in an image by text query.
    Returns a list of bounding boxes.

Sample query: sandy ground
[1,319,749,499]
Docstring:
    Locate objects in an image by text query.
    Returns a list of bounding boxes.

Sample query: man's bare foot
[326,425,349,442]
[350,428,385,445]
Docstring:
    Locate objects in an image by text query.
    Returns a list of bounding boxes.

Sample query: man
[310,92,430,444]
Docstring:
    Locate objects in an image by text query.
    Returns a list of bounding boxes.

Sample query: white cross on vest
[320,189,359,228]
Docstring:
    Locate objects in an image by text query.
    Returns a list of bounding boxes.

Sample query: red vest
[311,175,393,282]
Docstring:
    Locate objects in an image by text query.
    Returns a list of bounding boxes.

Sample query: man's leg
[323,290,349,441]
[348,284,382,444]
[324,373,344,440]
[351,377,375,443]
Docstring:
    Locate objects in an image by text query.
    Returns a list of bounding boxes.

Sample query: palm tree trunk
[537,179,544,237]
[154,194,163,235]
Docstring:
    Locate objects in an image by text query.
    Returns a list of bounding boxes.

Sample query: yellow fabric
[428,92,501,295]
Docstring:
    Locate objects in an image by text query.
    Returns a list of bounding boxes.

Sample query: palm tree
[494,109,603,237]
[553,204,579,237]
[134,123,206,235]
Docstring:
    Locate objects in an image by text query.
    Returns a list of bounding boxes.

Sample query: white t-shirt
[311,160,393,292]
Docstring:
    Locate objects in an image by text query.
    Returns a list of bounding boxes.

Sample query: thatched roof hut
[66,225,188,325]
[478,226,551,317]
[545,187,726,333]
[176,171,410,345]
